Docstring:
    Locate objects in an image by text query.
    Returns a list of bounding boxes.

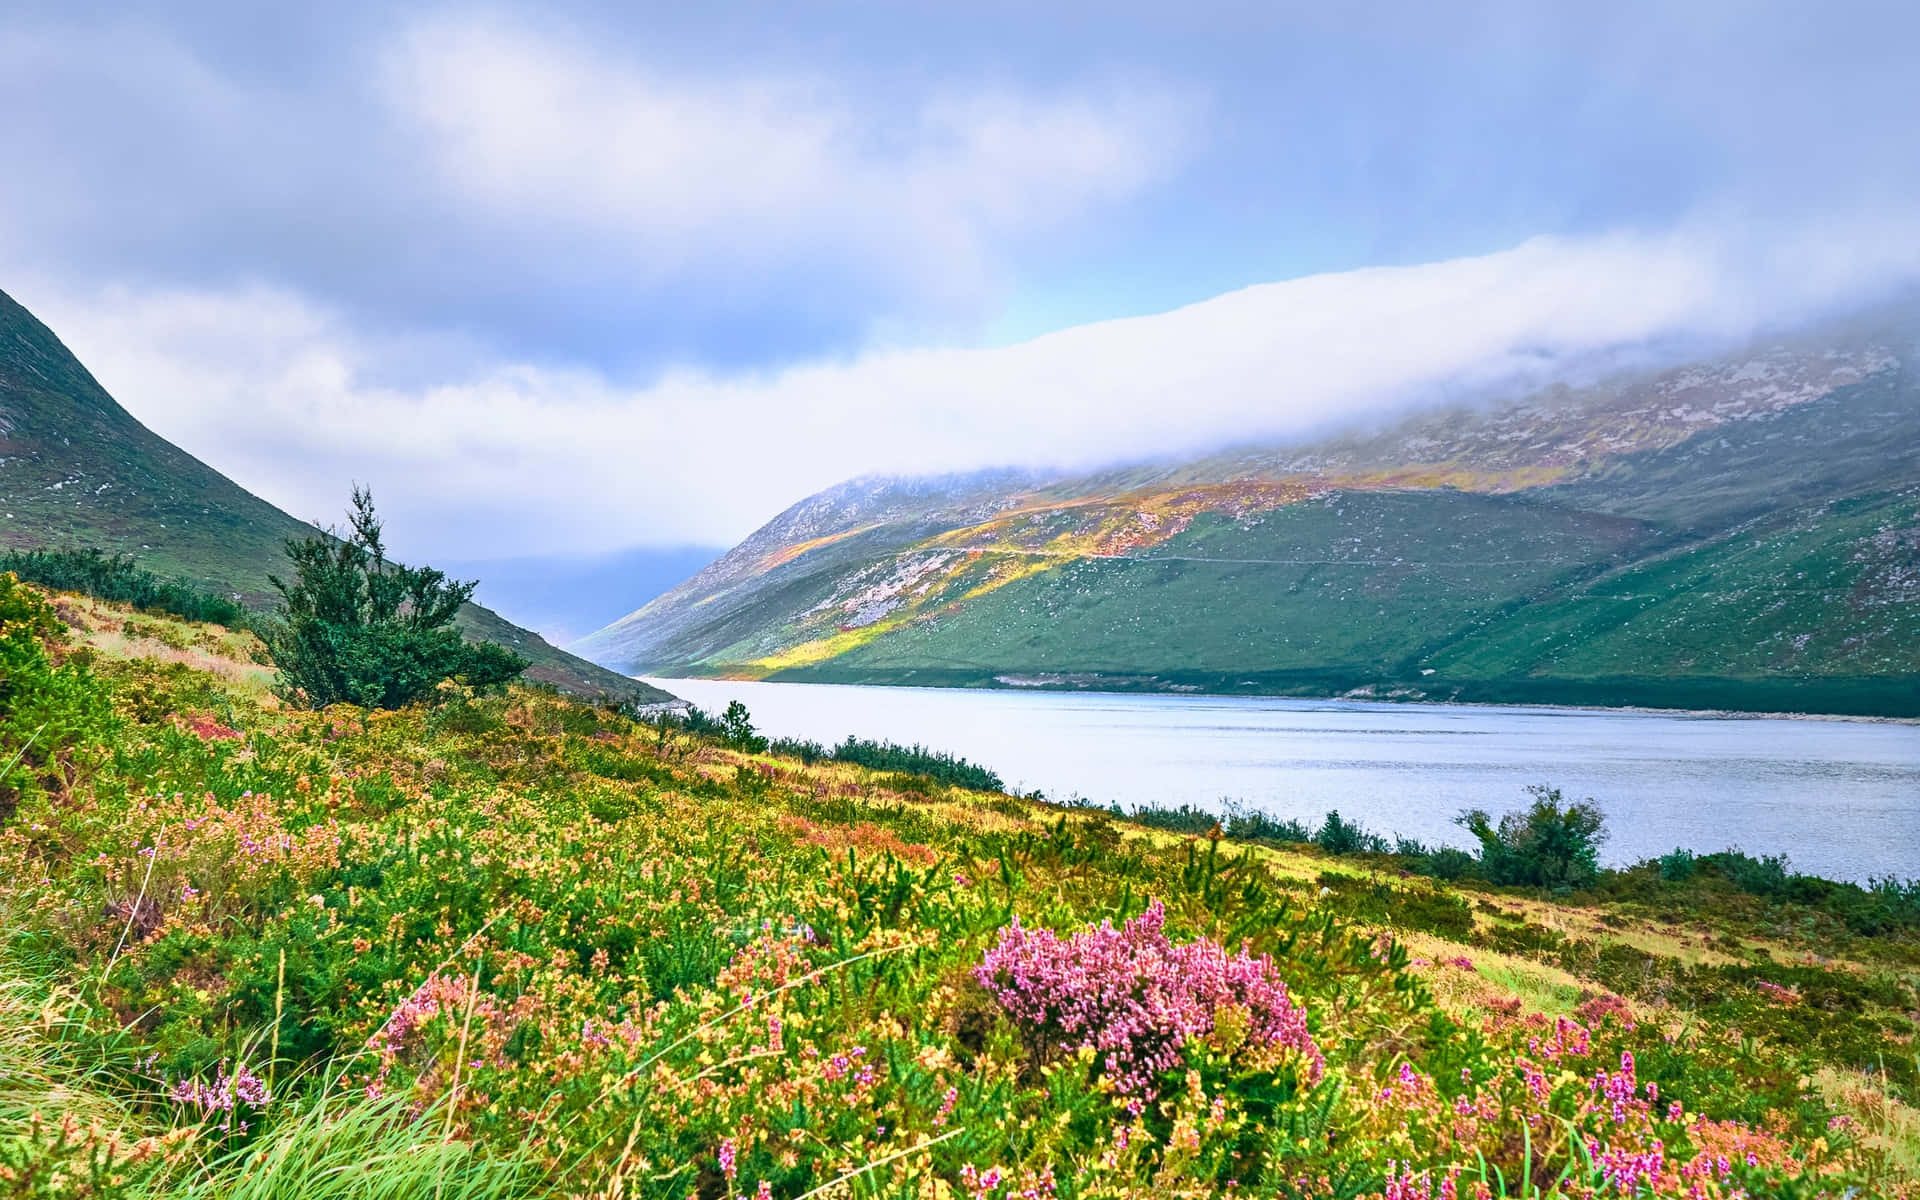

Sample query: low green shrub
[1457,784,1606,890]
[0,573,114,818]
[1659,847,1697,882]
[1314,809,1387,856]
[0,546,249,628]
[1126,802,1220,835]
[826,734,1001,791]
[1701,849,1792,897]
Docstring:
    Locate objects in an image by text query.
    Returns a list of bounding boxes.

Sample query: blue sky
[5,2,1918,560]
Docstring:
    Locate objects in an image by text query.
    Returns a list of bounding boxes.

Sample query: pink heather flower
[718,1137,737,1184]
[1590,1136,1666,1194]
[167,1061,271,1133]
[974,899,1322,1097]
[1382,1161,1464,1200]
[960,1164,1004,1200]
[934,1085,959,1127]
[1589,1050,1642,1125]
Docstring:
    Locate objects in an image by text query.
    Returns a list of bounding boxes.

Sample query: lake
[645,678,1920,883]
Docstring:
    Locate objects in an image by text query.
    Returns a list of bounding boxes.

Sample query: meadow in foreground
[2,575,1916,1198]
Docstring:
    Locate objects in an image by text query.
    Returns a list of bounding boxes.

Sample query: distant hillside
[0,287,672,704]
[578,307,1920,716]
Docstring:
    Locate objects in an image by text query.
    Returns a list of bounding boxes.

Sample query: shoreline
[637,672,1920,726]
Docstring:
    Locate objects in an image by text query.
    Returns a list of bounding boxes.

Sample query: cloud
[0,11,1192,368]
[27,222,1920,562]
[9,3,1920,567]
[382,16,1190,318]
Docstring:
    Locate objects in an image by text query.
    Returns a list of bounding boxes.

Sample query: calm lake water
[645,678,1920,883]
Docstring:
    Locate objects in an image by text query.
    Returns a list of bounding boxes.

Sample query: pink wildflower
[973,899,1322,1096]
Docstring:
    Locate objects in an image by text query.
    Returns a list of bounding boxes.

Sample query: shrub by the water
[1126,801,1314,845]
[1314,808,1388,856]
[762,720,1003,790]
[1409,843,1481,882]
[1457,783,1607,890]
[1124,801,1220,836]
[766,734,827,764]
[1660,847,1698,882]
[263,487,524,709]
[0,546,248,627]
[826,734,1002,791]
[716,699,768,753]
[1223,804,1314,844]
[1701,849,1793,897]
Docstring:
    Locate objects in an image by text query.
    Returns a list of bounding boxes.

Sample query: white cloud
[381,15,1192,316]
[26,222,1920,564]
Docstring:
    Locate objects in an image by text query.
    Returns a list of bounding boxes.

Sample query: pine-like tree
[264,487,525,709]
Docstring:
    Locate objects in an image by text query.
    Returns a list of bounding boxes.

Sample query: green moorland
[4,576,1919,1199]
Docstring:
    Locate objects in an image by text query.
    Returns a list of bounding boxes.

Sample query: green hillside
[0,287,672,703]
[579,310,1920,716]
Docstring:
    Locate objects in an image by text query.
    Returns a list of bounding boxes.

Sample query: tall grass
[172,1090,537,1200]
[1,931,537,1200]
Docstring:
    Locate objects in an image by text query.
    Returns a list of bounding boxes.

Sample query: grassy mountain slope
[0,286,670,702]
[579,309,1920,716]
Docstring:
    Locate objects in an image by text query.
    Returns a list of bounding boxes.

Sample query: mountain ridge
[0,287,673,704]
[577,305,1920,717]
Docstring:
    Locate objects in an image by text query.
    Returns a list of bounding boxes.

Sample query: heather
[2,578,1917,1197]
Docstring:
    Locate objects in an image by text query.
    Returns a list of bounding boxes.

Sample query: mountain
[0,287,673,704]
[577,305,1920,717]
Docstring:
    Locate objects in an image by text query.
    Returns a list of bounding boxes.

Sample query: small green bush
[1457,784,1607,890]
[767,735,827,764]
[756,713,1002,789]
[1420,846,1481,881]
[0,572,113,818]
[717,700,768,753]
[1701,849,1791,897]
[1127,802,1220,836]
[1314,809,1386,856]
[1659,847,1697,882]
[1223,804,1313,844]
[827,734,1002,791]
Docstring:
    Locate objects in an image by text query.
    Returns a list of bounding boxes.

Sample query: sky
[6,1,1920,563]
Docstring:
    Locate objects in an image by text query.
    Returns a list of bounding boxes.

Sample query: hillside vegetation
[0,287,670,704]
[579,310,1920,716]
[4,577,1916,1198]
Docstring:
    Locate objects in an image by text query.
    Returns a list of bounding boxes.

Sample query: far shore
[636,672,1920,725]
